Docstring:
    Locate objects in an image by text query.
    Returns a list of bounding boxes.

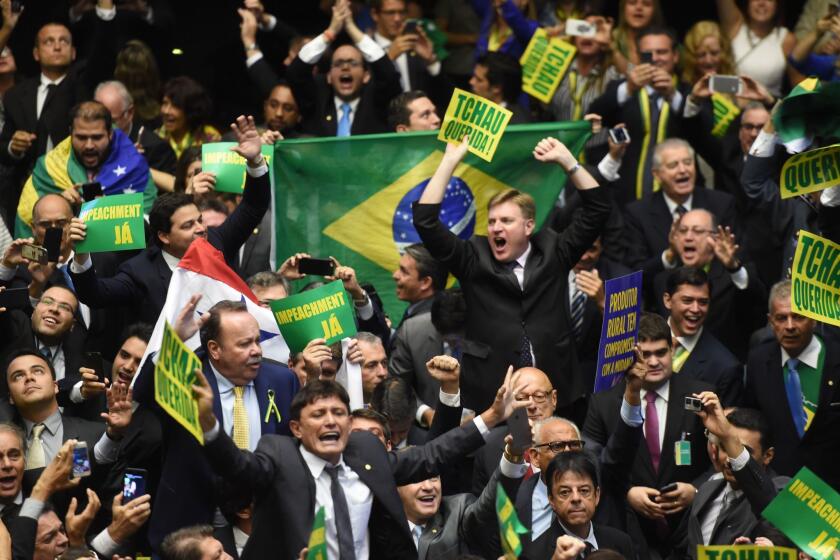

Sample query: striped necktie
[570,279,587,341]
[672,337,689,372]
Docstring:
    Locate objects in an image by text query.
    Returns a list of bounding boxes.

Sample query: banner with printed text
[762,467,840,559]
[594,271,643,393]
[519,28,576,103]
[201,143,274,193]
[438,88,512,161]
[269,280,357,353]
[696,545,797,560]
[154,321,204,444]
[780,144,840,199]
[791,230,840,327]
[75,193,145,253]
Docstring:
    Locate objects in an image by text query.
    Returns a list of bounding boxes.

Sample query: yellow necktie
[672,338,689,373]
[232,386,249,449]
[26,423,46,470]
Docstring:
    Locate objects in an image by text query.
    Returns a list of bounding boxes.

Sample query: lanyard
[635,86,672,199]
[568,70,594,122]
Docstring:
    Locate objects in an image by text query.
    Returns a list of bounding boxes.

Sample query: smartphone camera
[123,469,147,503]
[684,396,703,412]
[640,51,654,64]
[71,442,91,478]
[608,127,630,144]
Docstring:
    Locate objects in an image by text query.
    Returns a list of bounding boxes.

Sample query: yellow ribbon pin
[264,389,282,423]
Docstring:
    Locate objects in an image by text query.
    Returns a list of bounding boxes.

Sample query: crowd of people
[0,0,840,559]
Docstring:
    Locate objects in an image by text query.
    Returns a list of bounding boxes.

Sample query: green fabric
[773,77,840,144]
[797,336,824,428]
[271,122,591,318]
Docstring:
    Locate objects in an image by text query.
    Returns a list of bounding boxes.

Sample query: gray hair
[355,331,384,348]
[247,271,291,296]
[768,280,791,313]
[652,138,695,170]
[533,416,581,444]
[95,80,134,112]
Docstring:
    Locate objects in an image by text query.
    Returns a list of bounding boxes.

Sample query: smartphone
[71,442,92,478]
[298,257,335,276]
[659,482,678,494]
[403,20,419,35]
[828,3,839,16]
[43,227,62,263]
[81,181,103,202]
[82,352,104,382]
[565,18,597,38]
[10,0,22,13]
[709,75,742,95]
[608,127,631,144]
[639,51,653,64]
[123,468,147,502]
[0,287,30,310]
[508,408,532,451]
[684,396,703,412]
[21,244,48,265]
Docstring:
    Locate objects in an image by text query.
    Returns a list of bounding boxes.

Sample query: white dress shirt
[558,518,599,551]
[300,446,373,560]
[209,363,261,453]
[373,32,441,92]
[781,334,822,369]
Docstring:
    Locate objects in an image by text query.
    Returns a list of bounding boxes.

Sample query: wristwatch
[566,162,582,175]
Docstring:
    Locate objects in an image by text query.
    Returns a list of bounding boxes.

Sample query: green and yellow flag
[497,482,528,559]
[272,122,591,317]
[305,506,327,560]
[773,77,840,146]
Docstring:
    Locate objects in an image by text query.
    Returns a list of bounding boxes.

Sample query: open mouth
[493,237,506,250]
[674,175,691,189]
[682,245,697,258]
[418,495,436,504]
[118,370,133,384]
[319,431,340,443]
[42,316,58,327]
[0,475,18,490]
[683,314,702,330]
[338,75,354,88]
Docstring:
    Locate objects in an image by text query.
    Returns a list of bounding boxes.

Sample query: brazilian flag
[496,482,528,559]
[272,122,591,318]
[773,77,840,146]
[305,506,327,560]
[16,128,156,238]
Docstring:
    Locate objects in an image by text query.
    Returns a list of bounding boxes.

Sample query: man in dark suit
[282,1,402,137]
[623,138,738,284]
[662,267,743,406]
[522,451,635,560]
[588,25,690,205]
[744,280,840,489]
[469,52,530,124]
[371,0,446,103]
[389,90,442,132]
[413,135,610,414]
[676,401,787,559]
[132,299,300,551]
[94,80,177,176]
[652,209,767,360]
[195,367,526,560]
[389,243,449,424]
[68,115,270,326]
[0,286,87,411]
[583,313,712,559]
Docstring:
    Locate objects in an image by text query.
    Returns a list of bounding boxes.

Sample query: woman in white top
[716,0,798,97]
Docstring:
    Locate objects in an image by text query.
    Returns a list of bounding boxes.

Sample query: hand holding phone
[565,18,597,38]
[639,51,653,65]
[43,227,62,263]
[608,127,630,144]
[21,244,48,265]
[81,181,103,202]
[298,257,336,277]
[508,408,532,453]
[71,442,92,478]
[403,20,418,35]
[123,468,147,502]
[659,482,678,495]
[709,75,742,95]
[684,396,703,412]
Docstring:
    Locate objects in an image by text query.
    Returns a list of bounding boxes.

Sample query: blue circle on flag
[392,177,476,251]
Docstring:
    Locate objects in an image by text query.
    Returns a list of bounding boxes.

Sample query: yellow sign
[711,93,740,138]
[155,321,204,444]
[696,545,797,560]
[438,88,513,162]
[519,29,577,103]
[781,144,840,199]
[791,230,840,327]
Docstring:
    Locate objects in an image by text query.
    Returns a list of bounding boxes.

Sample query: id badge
[674,440,692,466]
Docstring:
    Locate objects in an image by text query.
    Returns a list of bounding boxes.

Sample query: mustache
[246,356,262,366]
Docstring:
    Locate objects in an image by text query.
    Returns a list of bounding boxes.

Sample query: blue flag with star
[16,128,156,237]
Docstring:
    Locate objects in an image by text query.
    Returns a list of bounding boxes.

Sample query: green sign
[780,144,840,199]
[155,321,204,444]
[762,467,840,559]
[305,506,326,560]
[75,193,146,253]
[201,143,274,193]
[269,280,357,353]
[697,545,797,559]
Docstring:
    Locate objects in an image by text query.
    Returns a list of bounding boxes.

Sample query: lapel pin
[364,464,372,470]
[264,389,282,423]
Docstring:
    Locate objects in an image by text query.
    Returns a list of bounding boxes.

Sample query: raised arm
[716,0,744,39]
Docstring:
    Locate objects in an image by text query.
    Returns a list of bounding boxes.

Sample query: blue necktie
[337,103,352,137]
[59,264,75,292]
[570,277,587,341]
[784,358,807,438]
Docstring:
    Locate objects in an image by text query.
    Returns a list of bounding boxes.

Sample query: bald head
[31,194,73,248]
[512,367,557,423]
[94,81,134,134]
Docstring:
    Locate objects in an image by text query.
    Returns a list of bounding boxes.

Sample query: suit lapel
[203,361,225,432]
[516,476,536,533]
[765,346,797,435]
[521,244,543,292]
[418,510,444,558]
[661,378,688,479]
[650,192,673,241]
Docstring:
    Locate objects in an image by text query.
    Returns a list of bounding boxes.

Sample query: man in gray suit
[677,394,788,558]
[389,244,450,426]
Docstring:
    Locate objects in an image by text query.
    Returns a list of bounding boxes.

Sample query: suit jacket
[413,187,611,412]
[524,518,636,560]
[744,335,840,488]
[1,502,37,560]
[583,376,713,549]
[671,329,743,407]
[0,308,87,410]
[204,413,491,560]
[588,79,692,206]
[623,188,738,285]
[237,211,272,281]
[389,302,443,409]
[284,52,402,137]
[653,260,767,361]
[680,460,788,559]
[133,353,300,550]
[70,170,271,325]
[415,491,493,560]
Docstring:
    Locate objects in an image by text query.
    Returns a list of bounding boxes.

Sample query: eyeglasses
[554,486,594,500]
[514,390,552,403]
[533,439,585,452]
[39,297,74,314]
[676,226,715,236]
[332,59,363,69]
[740,123,765,132]
[34,219,69,230]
